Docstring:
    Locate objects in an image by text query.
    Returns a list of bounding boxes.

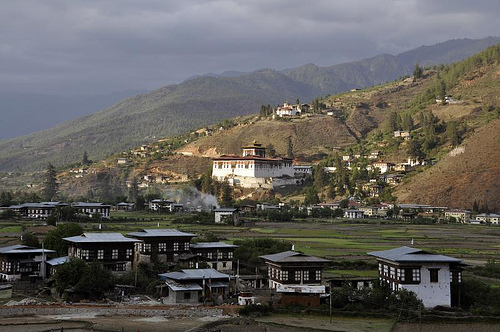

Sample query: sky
[1,0,499,95]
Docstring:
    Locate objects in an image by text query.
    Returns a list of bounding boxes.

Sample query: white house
[344,210,365,219]
[368,246,464,308]
[372,162,395,174]
[214,208,239,224]
[476,213,500,224]
[276,102,301,117]
[444,209,471,223]
[212,142,295,189]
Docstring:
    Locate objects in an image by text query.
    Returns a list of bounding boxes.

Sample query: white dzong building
[212,142,296,188]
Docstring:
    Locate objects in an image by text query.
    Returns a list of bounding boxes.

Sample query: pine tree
[219,182,232,207]
[41,163,58,201]
[413,63,423,80]
[287,137,294,159]
[82,151,90,165]
[127,177,139,202]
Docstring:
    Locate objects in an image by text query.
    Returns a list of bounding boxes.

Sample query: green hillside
[0,37,498,171]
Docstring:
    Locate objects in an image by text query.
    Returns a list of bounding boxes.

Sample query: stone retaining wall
[0,305,223,318]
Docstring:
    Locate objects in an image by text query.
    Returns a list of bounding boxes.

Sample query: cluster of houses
[0,229,466,308]
[3,202,111,220]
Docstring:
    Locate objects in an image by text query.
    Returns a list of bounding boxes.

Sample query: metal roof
[0,244,55,255]
[63,233,141,243]
[190,242,238,249]
[368,246,463,264]
[165,281,203,292]
[260,251,330,263]
[214,208,238,213]
[127,229,196,238]
[46,256,69,266]
[159,268,230,281]
[72,202,112,208]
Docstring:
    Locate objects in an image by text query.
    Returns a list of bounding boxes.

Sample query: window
[294,270,301,281]
[207,252,213,259]
[81,250,90,260]
[282,270,288,281]
[112,249,118,259]
[222,262,227,268]
[412,268,421,282]
[228,252,233,259]
[97,250,104,260]
[159,243,166,252]
[390,267,396,279]
[184,242,190,251]
[173,242,179,251]
[184,292,191,300]
[218,251,223,260]
[429,269,439,283]
[397,269,405,281]
[126,249,132,259]
[144,243,151,252]
[315,270,321,281]
[451,271,462,283]
[383,265,389,277]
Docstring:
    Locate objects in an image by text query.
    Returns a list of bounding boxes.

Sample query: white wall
[400,263,452,308]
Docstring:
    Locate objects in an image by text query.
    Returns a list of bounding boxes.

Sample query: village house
[117,157,130,165]
[260,251,330,307]
[380,173,404,185]
[359,206,379,218]
[127,229,195,266]
[275,102,301,117]
[368,246,464,307]
[116,202,135,211]
[72,202,111,219]
[444,209,471,223]
[45,256,69,278]
[190,242,238,272]
[293,165,313,176]
[8,202,68,220]
[475,213,500,224]
[344,210,365,219]
[159,268,231,304]
[63,233,140,273]
[212,142,295,189]
[393,131,411,139]
[0,245,55,281]
[372,161,395,174]
[214,208,240,225]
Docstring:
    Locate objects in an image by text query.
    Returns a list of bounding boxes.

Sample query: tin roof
[127,229,195,238]
[368,246,463,264]
[260,251,330,263]
[159,268,230,281]
[0,244,55,255]
[190,242,238,249]
[63,233,141,243]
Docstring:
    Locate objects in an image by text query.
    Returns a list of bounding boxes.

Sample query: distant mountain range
[1,36,498,171]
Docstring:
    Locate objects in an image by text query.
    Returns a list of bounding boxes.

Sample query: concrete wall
[164,290,200,305]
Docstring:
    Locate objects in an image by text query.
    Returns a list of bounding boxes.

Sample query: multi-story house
[0,245,55,281]
[260,251,330,307]
[72,202,111,218]
[368,246,464,307]
[190,242,238,272]
[476,213,500,224]
[126,229,195,265]
[444,209,471,223]
[63,233,140,273]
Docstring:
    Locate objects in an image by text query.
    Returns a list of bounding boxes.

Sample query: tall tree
[41,162,58,201]
[82,150,90,165]
[304,186,320,206]
[446,121,460,146]
[287,137,294,159]
[127,177,139,202]
[219,182,232,207]
[413,63,423,80]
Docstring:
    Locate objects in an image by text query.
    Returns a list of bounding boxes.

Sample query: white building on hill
[276,102,301,117]
[212,142,296,188]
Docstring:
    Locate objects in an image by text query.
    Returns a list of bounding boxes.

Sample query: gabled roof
[63,233,141,243]
[190,242,238,249]
[368,246,463,264]
[214,208,238,213]
[46,256,69,266]
[0,244,55,255]
[166,281,203,291]
[72,202,111,208]
[127,229,195,238]
[260,251,330,264]
[159,268,230,281]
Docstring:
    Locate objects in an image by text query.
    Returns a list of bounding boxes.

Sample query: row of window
[214,162,291,169]
[77,248,133,260]
[199,251,233,260]
[141,242,190,252]
[269,268,322,282]
[379,264,461,284]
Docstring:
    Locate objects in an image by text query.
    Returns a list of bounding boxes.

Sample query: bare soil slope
[394,119,500,211]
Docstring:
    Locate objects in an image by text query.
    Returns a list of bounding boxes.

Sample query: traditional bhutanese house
[126,229,195,266]
[45,256,69,277]
[8,202,68,219]
[444,209,471,223]
[0,245,55,281]
[344,210,365,219]
[260,251,330,307]
[159,268,231,304]
[212,142,295,189]
[190,242,238,272]
[276,102,301,117]
[372,161,395,174]
[368,246,465,308]
[63,233,140,273]
[475,213,500,225]
[116,202,135,211]
[72,202,111,218]
[214,207,240,225]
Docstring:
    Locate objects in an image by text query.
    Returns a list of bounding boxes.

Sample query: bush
[239,304,273,317]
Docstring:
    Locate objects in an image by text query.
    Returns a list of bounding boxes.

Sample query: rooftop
[127,229,196,238]
[260,251,330,264]
[0,244,56,255]
[63,233,141,243]
[214,208,238,213]
[159,268,230,281]
[368,246,464,264]
[73,202,112,208]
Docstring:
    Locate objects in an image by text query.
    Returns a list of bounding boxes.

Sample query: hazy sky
[1,0,499,94]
